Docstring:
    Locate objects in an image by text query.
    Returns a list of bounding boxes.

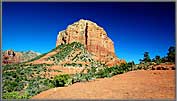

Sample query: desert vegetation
[47,42,94,64]
[2,50,40,65]
[2,42,175,99]
[2,63,56,99]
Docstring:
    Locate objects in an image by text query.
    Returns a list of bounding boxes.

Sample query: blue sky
[2,2,175,63]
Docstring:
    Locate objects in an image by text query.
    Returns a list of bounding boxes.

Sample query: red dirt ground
[32,70,175,100]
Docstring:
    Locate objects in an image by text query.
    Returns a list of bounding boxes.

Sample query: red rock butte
[56,19,125,66]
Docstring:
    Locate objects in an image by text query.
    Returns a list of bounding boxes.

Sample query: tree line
[139,46,175,64]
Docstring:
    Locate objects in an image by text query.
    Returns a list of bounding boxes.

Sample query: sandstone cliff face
[56,19,125,66]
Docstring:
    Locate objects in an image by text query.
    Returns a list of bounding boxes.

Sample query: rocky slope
[2,50,40,65]
[56,19,125,66]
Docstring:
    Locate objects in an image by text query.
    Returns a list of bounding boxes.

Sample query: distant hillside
[2,50,41,65]
[19,50,41,62]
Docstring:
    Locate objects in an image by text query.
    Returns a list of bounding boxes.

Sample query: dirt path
[32,70,175,100]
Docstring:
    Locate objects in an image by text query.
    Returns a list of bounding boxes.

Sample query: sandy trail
[32,70,175,100]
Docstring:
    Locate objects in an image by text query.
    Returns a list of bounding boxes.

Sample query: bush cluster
[2,63,57,99]
[53,74,72,87]
[139,46,175,64]
[63,63,82,67]
[48,42,84,63]
[2,91,30,99]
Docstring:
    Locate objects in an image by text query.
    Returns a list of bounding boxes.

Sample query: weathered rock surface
[56,19,125,66]
[2,50,22,64]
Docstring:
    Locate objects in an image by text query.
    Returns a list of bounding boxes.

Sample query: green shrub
[72,73,82,83]
[53,74,72,87]
[3,63,56,98]
[72,72,95,83]
[25,77,54,96]
[47,42,91,64]
[95,68,112,78]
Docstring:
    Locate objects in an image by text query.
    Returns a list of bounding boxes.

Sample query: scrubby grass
[48,42,94,64]
[2,63,56,99]
[48,42,83,62]
[2,91,30,99]
[2,61,137,99]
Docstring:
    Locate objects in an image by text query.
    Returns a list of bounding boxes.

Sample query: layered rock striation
[56,19,125,66]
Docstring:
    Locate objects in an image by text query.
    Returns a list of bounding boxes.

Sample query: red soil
[32,70,175,100]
